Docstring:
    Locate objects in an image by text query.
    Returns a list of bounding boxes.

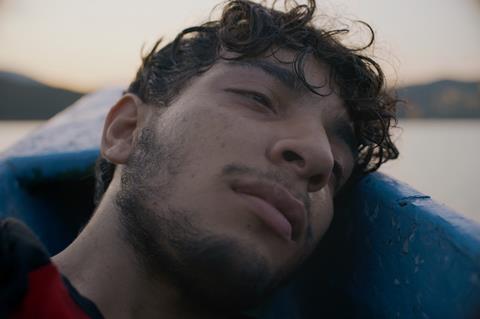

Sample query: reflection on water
[0,119,479,222]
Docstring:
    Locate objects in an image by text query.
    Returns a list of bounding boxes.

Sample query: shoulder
[0,218,50,317]
[0,218,50,271]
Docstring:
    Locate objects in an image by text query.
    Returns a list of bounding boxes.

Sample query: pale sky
[0,0,479,92]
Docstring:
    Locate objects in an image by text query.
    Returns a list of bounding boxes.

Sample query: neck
[52,197,223,319]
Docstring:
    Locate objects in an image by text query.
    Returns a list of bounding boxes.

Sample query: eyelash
[227,89,275,112]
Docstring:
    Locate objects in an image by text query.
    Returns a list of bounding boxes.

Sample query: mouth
[231,179,306,242]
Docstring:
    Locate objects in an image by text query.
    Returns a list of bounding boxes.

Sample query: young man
[1,0,398,318]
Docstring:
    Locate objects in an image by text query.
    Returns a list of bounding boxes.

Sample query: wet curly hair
[94,0,399,205]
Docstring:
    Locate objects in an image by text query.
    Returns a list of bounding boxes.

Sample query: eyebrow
[225,59,358,159]
[225,59,305,92]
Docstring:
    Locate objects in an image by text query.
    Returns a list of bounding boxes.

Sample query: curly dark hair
[94,0,399,206]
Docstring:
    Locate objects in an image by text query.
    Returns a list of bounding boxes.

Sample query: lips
[232,180,306,242]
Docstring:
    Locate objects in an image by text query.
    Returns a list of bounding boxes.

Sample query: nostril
[282,150,304,165]
[309,174,323,187]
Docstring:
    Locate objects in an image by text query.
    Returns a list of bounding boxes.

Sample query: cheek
[308,190,334,242]
[179,107,263,163]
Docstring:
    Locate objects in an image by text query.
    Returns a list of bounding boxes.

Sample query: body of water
[0,121,43,151]
[1,119,479,222]
[380,119,479,222]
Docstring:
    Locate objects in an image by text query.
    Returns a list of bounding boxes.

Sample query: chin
[118,195,289,311]
[171,233,291,311]
[117,172,297,311]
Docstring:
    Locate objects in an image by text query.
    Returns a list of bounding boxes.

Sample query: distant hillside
[0,71,84,120]
[0,72,479,119]
[396,80,480,118]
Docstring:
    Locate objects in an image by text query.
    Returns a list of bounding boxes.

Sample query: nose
[268,131,334,193]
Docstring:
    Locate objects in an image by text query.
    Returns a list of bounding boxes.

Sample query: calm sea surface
[379,119,480,222]
[1,119,479,222]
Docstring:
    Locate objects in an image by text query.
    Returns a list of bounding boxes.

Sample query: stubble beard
[114,127,286,312]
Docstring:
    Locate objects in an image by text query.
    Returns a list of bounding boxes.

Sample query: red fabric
[10,264,90,319]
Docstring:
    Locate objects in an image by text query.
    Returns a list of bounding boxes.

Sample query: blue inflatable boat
[1,88,479,318]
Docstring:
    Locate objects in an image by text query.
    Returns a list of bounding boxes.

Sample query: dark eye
[332,161,344,190]
[248,92,271,107]
[226,89,275,112]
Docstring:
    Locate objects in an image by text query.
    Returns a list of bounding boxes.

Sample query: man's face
[116,49,356,310]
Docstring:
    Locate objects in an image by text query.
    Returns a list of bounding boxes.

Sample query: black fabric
[0,218,105,319]
[62,276,104,319]
[0,218,51,318]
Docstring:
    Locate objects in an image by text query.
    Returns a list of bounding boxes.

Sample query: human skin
[53,49,356,319]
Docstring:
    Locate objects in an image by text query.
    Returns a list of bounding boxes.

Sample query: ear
[101,94,144,164]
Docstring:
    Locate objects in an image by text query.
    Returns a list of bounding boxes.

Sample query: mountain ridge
[0,72,84,120]
[396,79,480,118]
[1,72,479,119]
